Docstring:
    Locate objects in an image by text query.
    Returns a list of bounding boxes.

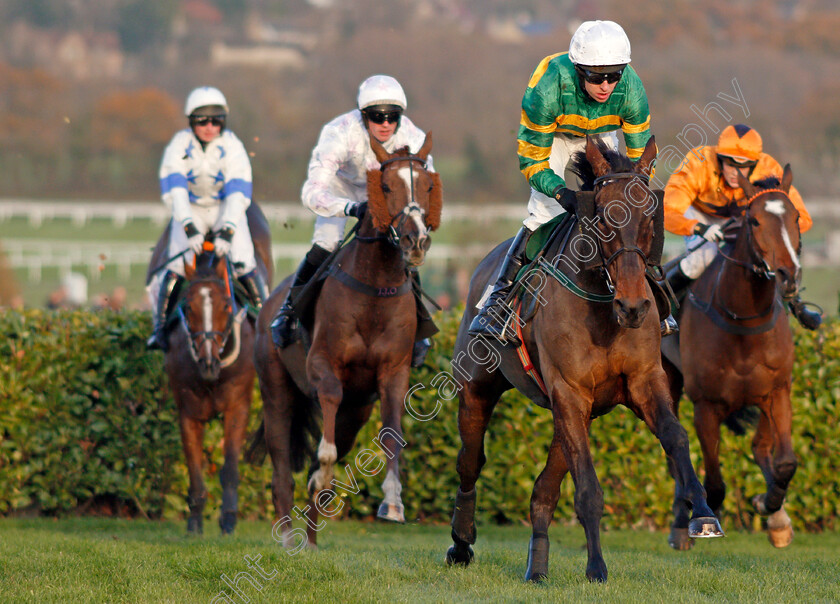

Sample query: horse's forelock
[751,176,782,191]
[569,141,634,191]
[366,170,392,231]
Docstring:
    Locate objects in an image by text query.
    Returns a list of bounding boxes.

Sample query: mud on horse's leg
[376,369,411,523]
[525,438,569,582]
[751,401,797,548]
[446,381,502,567]
[179,415,208,535]
[219,402,250,535]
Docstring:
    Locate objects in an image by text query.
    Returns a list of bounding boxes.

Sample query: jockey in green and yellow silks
[470,20,665,343]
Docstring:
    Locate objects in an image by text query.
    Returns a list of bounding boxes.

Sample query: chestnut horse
[663,168,801,549]
[147,204,272,534]
[250,134,441,549]
[445,137,722,583]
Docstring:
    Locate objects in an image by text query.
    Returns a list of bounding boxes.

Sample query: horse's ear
[781,163,793,194]
[369,133,390,164]
[635,136,657,179]
[737,170,756,199]
[417,131,432,161]
[585,136,610,177]
[215,256,227,280]
[184,260,195,280]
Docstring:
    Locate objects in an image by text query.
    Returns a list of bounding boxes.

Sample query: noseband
[178,273,246,368]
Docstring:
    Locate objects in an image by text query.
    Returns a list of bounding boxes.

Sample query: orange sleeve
[663,148,707,236]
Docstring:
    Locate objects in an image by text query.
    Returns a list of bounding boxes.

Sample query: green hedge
[1,308,839,533]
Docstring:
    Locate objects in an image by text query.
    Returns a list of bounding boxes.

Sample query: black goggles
[191,115,225,127]
[364,109,402,125]
[718,154,757,168]
[577,67,624,85]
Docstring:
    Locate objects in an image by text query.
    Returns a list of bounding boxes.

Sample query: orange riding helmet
[717,124,763,163]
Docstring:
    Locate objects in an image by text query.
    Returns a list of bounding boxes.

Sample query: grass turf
[0,518,838,603]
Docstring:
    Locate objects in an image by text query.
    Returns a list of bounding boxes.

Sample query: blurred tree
[5,0,71,28]
[90,87,181,155]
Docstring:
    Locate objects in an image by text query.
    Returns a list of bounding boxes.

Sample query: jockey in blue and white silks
[147,86,267,351]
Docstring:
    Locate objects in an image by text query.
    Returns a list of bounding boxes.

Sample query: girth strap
[327,264,413,298]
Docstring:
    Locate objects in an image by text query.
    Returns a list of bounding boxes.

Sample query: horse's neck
[717,230,776,313]
[345,223,406,284]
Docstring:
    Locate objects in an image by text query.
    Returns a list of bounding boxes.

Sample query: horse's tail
[244,400,321,473]
[244,420,268,466]
[723,406,760,435]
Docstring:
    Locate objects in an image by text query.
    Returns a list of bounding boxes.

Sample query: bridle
[178,266,246,368]
[357,155,431,250]
[716,188,793,281]
[592,172,651,292]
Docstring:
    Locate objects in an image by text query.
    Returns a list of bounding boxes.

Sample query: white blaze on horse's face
[397,166,429,239]
[764,198,801,271]
[200,286,214,358]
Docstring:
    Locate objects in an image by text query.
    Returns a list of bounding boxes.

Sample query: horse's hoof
[525,571,547,583]
[768,526,793,548]
[585,563,608,583]
[377,501,405,523]
[219,512,237,535]
[668,527,695,551]
[445,544,474,566]
[688,516,724,538]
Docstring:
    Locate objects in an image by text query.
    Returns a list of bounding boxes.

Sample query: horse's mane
[751,176,781,190]
[568,141,636,192]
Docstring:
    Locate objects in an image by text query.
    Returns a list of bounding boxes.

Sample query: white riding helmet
[184,86,229,117]
[568,20,632,66]
[357,75,407,111]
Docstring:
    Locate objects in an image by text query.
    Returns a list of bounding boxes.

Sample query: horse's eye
[382,184,391,193]
[427,184,434,193]
[749,217,760,226]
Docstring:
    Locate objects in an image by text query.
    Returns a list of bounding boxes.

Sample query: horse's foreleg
[525,437,569,582]
[446,380,501,567]
[219,399,250,535]
[752,393,796,547]
[628,376,723,542]
[693,402,726,513]
[178,414,207,535]
[552,400,607,583]
[375,368,411,523]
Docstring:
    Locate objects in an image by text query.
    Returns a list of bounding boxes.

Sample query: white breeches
[523,131,620,231]
[679,206,729,279]
[311,215,348,252]
[146,205,256,313]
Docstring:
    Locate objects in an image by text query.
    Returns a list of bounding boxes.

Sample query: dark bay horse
[146,204,272,534]
[446,137,722,583]
[663,168,801,549]
[250,134,441,549]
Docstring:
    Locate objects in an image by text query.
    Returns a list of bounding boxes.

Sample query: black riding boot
[409,270,438,368]
[468,227,532,345]
[147,270,183,352]
[787,295,822,330]
[238,270,268,311]
[270,244,331,349]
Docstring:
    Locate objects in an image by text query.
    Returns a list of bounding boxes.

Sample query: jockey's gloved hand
[553,187,578,213]
[344,201,368,220]
[694,222,724,243]
[213,226,235,257]
[184,222,205,255]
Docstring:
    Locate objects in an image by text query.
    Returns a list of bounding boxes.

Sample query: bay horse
[146,204,273,534]
[663,167,801,549]
[250,133,441,549]
[445,137,722,583]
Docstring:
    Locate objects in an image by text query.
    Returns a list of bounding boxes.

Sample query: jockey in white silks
[268,74,437,367]
[146,86,268,351]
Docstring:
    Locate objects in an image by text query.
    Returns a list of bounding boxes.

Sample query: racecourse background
[3,198,840,315]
